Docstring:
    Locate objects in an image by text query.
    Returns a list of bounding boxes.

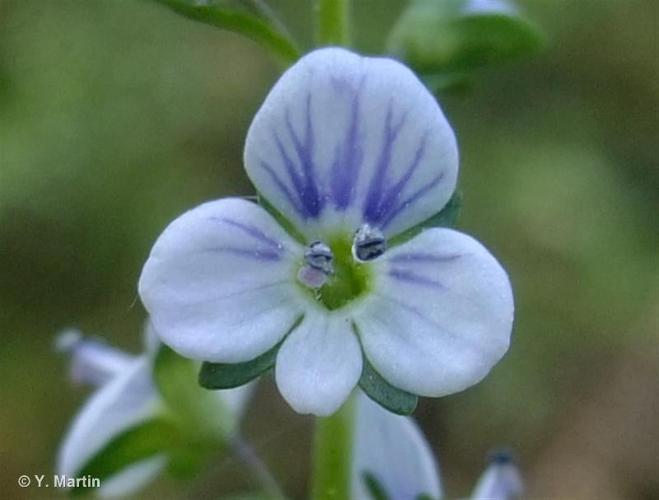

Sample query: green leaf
[148,0,300,65]
[387,0,544,76]
[154,345,235,439]
[199,337,283,390]
[198,315,302,390]
[73,417,182,495]
[358,358,418,416]
[362,471,391,500]
[389,191,462,247]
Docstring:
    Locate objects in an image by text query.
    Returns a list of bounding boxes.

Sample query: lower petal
[354,228,514,397]
[275,312,362,416]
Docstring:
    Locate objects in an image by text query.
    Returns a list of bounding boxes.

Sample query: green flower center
[300,236,372,310]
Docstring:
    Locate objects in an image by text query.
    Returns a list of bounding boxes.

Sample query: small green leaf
[389,191,462,247]
[359,358,418,416]
[362,471,391,500]
[154,345,235,439]
[388,0,544,76]
[148,0,301,65]
[72,418,182,495]
[199,339,282,390]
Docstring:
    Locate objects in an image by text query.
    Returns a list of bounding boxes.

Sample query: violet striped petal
[244,48,458,240]
[353,228,514,397]
[139,198,306,363]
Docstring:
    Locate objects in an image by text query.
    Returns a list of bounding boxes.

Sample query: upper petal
[353,228,513,397]
[275,311,362,416]
[352,392,442,500]
[244,47,458,240]
[139,198,306,363]
[57,357,160,478]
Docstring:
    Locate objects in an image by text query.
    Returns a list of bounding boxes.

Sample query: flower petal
[139,198,306,363]
[56,329,136,387]
[98,456,168,499]
[354,228,513,397]
[275,311,362,416]
[244,47,458,239]
[352,392,442,500]
[57,357,160,478]
[471,456,523,500]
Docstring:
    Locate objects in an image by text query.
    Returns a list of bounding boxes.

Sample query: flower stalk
[311,393,356,500]
[314,0,351,47]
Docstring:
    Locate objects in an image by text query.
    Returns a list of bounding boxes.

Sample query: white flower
[56,328,251,498]
[352,391,442,500]
[139,47,514,416]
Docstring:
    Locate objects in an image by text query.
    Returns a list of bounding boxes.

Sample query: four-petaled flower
[139,48,514,416]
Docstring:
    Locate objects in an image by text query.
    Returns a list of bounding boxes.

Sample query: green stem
[314,0,351,47]
[311,394,356,500]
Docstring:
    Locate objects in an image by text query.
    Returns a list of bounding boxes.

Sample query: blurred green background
[1,0,658,498]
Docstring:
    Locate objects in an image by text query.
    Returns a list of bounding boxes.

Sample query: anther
[298,241,334,289]
[352,224,386,262]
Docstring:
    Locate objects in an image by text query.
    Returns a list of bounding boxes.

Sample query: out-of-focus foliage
[388,0,543,91]
[0,0,658,498]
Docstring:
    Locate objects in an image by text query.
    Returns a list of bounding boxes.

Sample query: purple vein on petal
[363,103,408,223]
[258,160,306,218]
[204,246,281,261]
[285,93,322,217]
[273,131,306,207]
[373,293,442,330]
[381,171,445,229]
[211,216,283,251]
[388,268,445,289]
[388,252,462,264]
[372,131,431,226]
[206,280,290,302]
[330,76,365,210]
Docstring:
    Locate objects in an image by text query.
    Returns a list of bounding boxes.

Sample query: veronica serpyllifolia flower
[139,48,514,416]
[56,328,251,497]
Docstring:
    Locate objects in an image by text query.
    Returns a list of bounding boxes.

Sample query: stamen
[352,224,386,262]
[298,241,335,289]
[305,241,334,274]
